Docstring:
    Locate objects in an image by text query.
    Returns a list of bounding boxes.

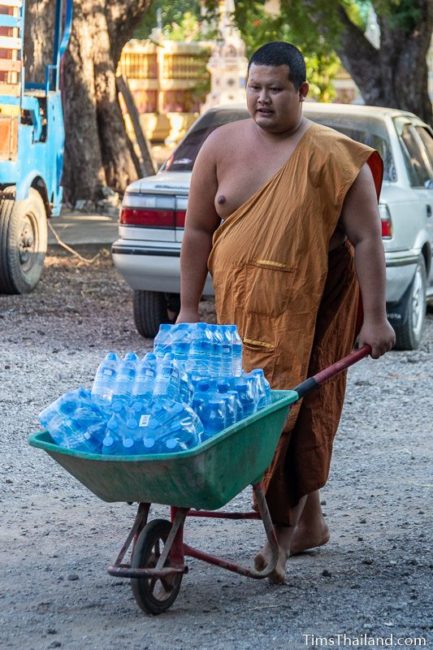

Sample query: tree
[26,0,153,204]
[277,0,433,125]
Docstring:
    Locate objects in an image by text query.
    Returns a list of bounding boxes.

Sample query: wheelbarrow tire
[131,518,183,615]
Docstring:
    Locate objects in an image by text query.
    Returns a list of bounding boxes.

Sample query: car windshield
[163,107,396,182]
[303,112,396,182]
[163,109,249,172]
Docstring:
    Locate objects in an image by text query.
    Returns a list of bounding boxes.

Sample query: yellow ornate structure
[118,39,211,144]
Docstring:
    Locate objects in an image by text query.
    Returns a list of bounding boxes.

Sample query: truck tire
[394,258,427,351]
[0,188,48,294]
[133,290,180,339]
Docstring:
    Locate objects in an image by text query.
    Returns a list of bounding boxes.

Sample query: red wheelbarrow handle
[293,344,372,399]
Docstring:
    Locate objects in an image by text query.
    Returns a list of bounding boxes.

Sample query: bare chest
[214,142,296,220]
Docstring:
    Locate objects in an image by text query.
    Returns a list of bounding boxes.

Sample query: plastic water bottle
[201,399,226,439]
[236,381,256,418]
[39,388,105,452]
[173,341,189,371]
[208,324,223,378]
[217,381,237,426]
[228,389,243,422]
[39,388,87,428]
[71,404,107,450]
[192,396,205,423]
[111,352,138,411]
[220,326,233,377]
[154,324,173,358]
[101,418,123,455]
[229,325,243,376]
[156,406,203,452]
[187,322,211,376]
[132,355,157,399]
[153,354,180,401]
[170,322,193,346]
[91,352,119,405]
[250,368,271,409]
[220,393,237,427]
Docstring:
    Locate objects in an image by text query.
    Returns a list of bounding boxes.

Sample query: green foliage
[233,0,342,101]
[134,0,202,41]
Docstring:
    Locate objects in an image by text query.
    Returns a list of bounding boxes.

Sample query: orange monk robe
[208,123,383,524]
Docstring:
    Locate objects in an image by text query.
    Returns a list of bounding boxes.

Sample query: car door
[394,117,433,290]
[412,123,433,294]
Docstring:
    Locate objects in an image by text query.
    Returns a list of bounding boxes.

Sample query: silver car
[112,103,433,349]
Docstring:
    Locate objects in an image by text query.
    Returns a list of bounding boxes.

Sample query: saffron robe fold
[207,123,383,523]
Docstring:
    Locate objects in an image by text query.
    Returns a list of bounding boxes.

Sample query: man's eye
[271,87,282,92]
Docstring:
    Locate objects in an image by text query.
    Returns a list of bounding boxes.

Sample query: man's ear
[299,81,309,102]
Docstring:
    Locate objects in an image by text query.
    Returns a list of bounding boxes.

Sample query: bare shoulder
[348,162,376,195]
[201,118,252,157]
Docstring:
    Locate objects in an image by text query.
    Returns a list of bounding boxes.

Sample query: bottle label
[139,414,151,427]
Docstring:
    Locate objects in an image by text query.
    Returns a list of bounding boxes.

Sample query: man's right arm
[177,137,221,323]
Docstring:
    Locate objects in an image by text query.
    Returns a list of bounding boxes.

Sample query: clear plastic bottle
[39,388,105,452]
[111,352,138,412]
[154,323,173,358]
[91,352,119,405]
[155,405,203,452]
[229,325,243,376]
[208,324,223,378]
[220,326,233,377]
[46,414,98,452]
[220,393,237,427]
[101,418,123,455]
[132,355,156,400]
[170,322,193,346]
[250,368,272,409]
[227,389,243,422]
[172,340,189,372]
[153,354,180,401]
[201,399,226,439]
[187,322,211,377]
[236,382,256,418]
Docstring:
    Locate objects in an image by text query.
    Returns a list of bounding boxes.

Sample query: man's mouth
[257,108,273,115]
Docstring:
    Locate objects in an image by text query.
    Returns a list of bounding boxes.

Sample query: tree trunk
[26,0,152,205]
[62,0,152,204]
[335,0,433,125]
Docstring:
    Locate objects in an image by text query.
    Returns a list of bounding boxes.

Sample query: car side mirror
[424,179,433,189]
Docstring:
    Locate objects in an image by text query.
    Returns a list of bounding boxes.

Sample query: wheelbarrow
[29,346,371,615]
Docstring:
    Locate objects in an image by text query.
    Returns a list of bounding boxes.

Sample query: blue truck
[0,0,72,293]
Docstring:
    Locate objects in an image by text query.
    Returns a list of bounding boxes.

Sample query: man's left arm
[341,162,396,358]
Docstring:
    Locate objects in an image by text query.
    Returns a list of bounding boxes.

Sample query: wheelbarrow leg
[183,482,280,579]
[108,502,150,576]
[251,482,280,577]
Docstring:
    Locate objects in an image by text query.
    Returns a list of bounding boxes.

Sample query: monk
[177,41,395,583]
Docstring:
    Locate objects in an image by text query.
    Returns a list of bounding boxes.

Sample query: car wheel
[0,188,48,294]
[394,258,427,351]
[133,290,180,339]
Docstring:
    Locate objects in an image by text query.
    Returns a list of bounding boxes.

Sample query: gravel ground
[1,246,432,650]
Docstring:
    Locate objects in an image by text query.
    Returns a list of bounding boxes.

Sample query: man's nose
[258,88,271,103]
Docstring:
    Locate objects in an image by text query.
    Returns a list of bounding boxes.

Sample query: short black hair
[248,42,306,90]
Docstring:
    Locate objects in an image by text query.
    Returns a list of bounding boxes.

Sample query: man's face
[246,63,308,133]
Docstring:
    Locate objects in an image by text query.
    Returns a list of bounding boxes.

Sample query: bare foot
[289,520,330,555]
[254,526,294,584]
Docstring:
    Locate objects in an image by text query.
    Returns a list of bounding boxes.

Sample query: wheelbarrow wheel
[131,519,183,615]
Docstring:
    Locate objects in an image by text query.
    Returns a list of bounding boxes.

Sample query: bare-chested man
[177,42,395,583]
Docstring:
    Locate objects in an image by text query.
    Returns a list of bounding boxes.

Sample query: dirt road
[1,247,432,650]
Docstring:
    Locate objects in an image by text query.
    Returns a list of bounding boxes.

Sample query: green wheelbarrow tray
[28,390,298,511]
